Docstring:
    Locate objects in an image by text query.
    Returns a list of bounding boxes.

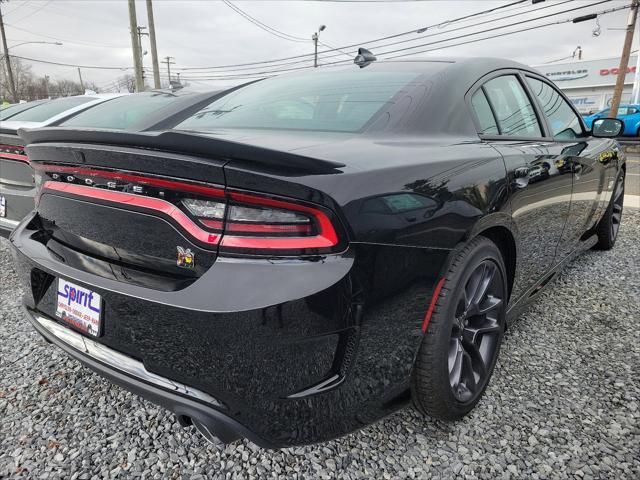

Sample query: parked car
[0,94,126,236]
[0,89,227,237]
[583,104,640,136]
[11,58,624,448]
[1,100,50,120]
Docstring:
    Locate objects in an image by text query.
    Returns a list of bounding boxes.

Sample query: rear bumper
[0,217,19,238]
[0,182,34,237]
[25,307,276,448]
[10,215,448,446]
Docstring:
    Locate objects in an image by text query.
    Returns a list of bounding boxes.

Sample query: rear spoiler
[18,127,345,174]
[0,132,23,146]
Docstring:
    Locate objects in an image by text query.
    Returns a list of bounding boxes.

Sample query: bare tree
[119,74,136,93]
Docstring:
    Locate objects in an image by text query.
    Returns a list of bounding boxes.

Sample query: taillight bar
[33,164,225,197]
[0,144,28,163]
[42,182,221,245]
[39,172,343,254]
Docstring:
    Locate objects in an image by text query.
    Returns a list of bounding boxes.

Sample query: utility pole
[77,67,84,92]
[0,3,17,102]
[146,0,161,89]
[162,56,175,84]
[44,75,50,98]
[127,0,144,92]
[137,26,148,86]
[610,0,639,118]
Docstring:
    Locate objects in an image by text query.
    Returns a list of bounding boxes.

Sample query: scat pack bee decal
[176,246,195,269]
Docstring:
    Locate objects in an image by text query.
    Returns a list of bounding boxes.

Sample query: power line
[171,1,617,80]
[222,1,309,43]
[385,3,629,59]
[9,54,131,70]
[7,0,621,83]
[175,0,528,71]
[362,0,613,60]
[172,3,627,81]
[1,1,28,16]
[8,0,51,25]
[185,0,574,75]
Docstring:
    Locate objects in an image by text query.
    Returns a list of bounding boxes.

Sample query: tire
[412,236,508,421]
[594,170,625,250]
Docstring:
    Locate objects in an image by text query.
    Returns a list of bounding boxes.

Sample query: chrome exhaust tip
[192,419,221,445]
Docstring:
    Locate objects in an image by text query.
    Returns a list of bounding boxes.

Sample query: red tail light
[220,191,340,252]
[0,144,28,163]
[36,165,344,255]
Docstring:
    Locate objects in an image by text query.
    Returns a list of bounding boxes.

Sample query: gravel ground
[1,210,639,480]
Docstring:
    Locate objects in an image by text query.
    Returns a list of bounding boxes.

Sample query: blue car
[584,104,640,136]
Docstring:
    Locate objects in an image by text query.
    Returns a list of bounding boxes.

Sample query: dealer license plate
[56,278,103,337]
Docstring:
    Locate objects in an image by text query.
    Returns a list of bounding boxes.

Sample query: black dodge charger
[10,57,625,448]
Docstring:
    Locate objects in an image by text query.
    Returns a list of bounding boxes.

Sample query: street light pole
[610,0,639,118]
[312,25,326,68]
[0,4,17,102]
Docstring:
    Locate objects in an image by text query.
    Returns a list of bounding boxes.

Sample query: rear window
[61,92,181,130]
[6,96,95,123]
[1,100,47,120]
[174,69,423,133]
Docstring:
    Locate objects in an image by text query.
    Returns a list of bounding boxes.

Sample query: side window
[482,75,542,138]
[471,89,499,135]
[526,77,583,139]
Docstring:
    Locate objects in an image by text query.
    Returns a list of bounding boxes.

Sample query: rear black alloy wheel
[595,170,625,250]
[448,260,503,402]
[412,237,507,420]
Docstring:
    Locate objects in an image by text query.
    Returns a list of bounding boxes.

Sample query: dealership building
[532,55,638,114]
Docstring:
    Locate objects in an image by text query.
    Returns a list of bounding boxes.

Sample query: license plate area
[55,278,103,337]
[0,196,5,217]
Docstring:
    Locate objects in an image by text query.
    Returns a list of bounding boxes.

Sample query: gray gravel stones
[1,209,639,479]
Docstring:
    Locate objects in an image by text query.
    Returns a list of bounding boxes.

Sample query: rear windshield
[6,96,95,123]
[174,69,422,133]
[60,92,182,130]
[1,100,47,120]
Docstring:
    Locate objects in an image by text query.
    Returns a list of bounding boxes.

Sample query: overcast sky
[1,0,632,91]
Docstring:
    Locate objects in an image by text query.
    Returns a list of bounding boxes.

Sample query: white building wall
[532,56,636,114]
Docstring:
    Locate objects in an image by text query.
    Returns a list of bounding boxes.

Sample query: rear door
[468,72,573,301]
[523,74,615,260]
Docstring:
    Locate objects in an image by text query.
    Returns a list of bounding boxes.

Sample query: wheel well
[478,226,516,300]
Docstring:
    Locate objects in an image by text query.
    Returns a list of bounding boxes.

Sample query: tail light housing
[0,144,29,163]
[34,164,345,256]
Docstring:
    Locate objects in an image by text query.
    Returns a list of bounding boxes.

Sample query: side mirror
[592,118,623,138]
